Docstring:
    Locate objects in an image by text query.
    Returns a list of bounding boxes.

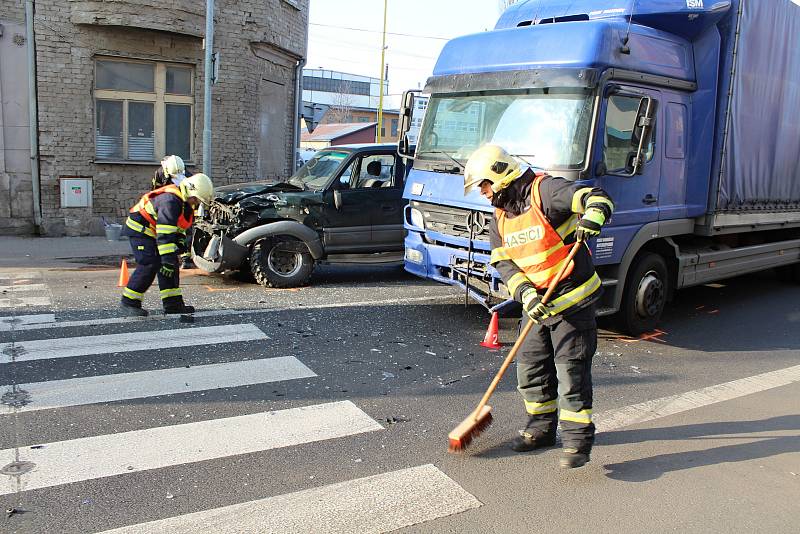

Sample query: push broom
[448,239,584,452]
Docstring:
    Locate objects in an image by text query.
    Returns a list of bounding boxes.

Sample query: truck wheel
[618,253,668,336]
[250,237,314,288]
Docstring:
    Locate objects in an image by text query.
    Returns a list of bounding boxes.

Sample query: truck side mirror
[397,90,420,160]
[333,189,342,210]
[630,97,655,175]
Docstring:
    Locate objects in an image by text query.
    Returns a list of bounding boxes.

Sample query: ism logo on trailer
[686,0,704,8]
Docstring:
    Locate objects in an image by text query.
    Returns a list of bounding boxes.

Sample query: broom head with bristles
[447,405,493,452]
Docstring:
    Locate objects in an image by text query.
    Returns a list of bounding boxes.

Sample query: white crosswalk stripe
[0,318,481,533]
[0,323,268,363]
[99,464,482,534]
[0,313,56,332]
[0,272,52,308]
[0,296,52,308]
[0,400,383,496]
[0,356,316,414]
[0,284,49,293]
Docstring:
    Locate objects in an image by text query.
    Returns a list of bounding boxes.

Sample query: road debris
[6,507,25,519]
[385,416,410,425]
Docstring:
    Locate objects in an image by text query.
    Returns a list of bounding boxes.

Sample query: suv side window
[354,154,396,188]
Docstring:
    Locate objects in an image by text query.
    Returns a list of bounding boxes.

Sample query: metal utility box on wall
[60,178,92,208]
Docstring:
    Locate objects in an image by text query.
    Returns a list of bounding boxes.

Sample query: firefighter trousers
[122,235,182,306]
[516,303,597,451]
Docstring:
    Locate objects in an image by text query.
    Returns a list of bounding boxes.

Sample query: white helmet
[180,173,214,205]
[161,155,185,178]
[463,144,523,195]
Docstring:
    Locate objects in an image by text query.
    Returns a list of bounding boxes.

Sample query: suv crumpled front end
[191,181,315,273]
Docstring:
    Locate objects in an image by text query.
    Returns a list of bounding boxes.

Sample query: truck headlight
[409,208,425,229]
[405,248,424,264]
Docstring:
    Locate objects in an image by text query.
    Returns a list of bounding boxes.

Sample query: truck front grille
[412,201,491,243]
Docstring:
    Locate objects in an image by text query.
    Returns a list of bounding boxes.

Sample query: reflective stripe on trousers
[123,235,181,303]
[517,304,597,449]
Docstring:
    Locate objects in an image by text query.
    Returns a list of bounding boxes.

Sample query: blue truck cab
[398,0,800,335]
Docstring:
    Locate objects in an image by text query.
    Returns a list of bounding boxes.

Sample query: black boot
[559,447,591,469]
[510,429,557,452]
[120,297,148,317]
[162,296,195,314]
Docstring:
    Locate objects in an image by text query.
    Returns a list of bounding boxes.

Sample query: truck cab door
[595,87,661,229]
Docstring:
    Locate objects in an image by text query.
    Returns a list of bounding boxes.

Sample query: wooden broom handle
[472,240,584,418]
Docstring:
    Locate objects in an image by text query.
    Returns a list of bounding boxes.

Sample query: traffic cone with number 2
[117,258,130,287]
[480,312,502,349]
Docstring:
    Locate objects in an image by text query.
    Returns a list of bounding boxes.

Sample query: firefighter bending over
[120,173,214,316]
[464,144,613,469]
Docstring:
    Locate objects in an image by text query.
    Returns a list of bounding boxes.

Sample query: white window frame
[94,57,195,164]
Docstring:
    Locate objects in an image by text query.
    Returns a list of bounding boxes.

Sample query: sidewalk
[0,236,131,268]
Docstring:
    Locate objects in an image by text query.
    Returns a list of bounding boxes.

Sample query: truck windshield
[288,150,350,190]
[415,88,594,171]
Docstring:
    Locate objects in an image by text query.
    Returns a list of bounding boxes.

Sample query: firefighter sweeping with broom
[451,144,613,469]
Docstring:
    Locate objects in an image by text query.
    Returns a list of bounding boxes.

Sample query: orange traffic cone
[117,258,130,287]
[480,312,502,349]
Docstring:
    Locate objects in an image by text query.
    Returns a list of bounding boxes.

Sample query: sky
[306,0,510,107]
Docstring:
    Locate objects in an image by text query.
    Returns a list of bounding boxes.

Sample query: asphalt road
[1,260,798,533]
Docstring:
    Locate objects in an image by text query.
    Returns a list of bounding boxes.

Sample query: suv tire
[250,237,314,288]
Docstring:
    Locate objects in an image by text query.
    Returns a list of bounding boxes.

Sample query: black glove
[177,238,188,255]
[159,263,176,278]
[520,285,553,324]
[575,207,605,241]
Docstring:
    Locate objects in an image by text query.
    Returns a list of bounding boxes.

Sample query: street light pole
[376,0,388,143]
[202,0,215,173]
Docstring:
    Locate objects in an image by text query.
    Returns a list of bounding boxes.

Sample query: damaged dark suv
[191,144,408,288]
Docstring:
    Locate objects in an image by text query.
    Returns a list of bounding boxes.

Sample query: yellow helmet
[161,155,185,178]
[181,173,214,205]
[463,144,523,195]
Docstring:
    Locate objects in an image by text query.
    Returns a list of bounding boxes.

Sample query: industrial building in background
[301,68,399,140]
[0,0,309,236]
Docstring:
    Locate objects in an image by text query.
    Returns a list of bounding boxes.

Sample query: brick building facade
[0,0,308,235]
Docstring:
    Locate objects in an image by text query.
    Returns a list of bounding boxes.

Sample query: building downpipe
[25,0,42,230]
[294,57,306,170]
[202,0,215,174]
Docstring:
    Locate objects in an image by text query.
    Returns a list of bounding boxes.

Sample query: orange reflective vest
[494,175,575,291]
[128,184,193,237]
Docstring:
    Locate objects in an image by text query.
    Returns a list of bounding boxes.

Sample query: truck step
[323,252,405,265]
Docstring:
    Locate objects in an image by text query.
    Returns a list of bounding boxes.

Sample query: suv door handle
[382,205,395,211]
[643,194,658,205]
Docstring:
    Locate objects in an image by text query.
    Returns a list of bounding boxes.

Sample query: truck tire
[250,237,314,288]
[618,252,668,336]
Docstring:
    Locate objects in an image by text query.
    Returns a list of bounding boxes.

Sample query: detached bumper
[404,230,518,314]
[191,231,249,273]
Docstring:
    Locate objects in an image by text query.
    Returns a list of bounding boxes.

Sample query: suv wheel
[250,237,314,288]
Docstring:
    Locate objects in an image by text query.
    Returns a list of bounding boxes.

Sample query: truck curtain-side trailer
[397,0,800,335]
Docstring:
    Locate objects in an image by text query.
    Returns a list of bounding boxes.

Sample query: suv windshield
[415,88,594,171]
[289,150,350,190]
